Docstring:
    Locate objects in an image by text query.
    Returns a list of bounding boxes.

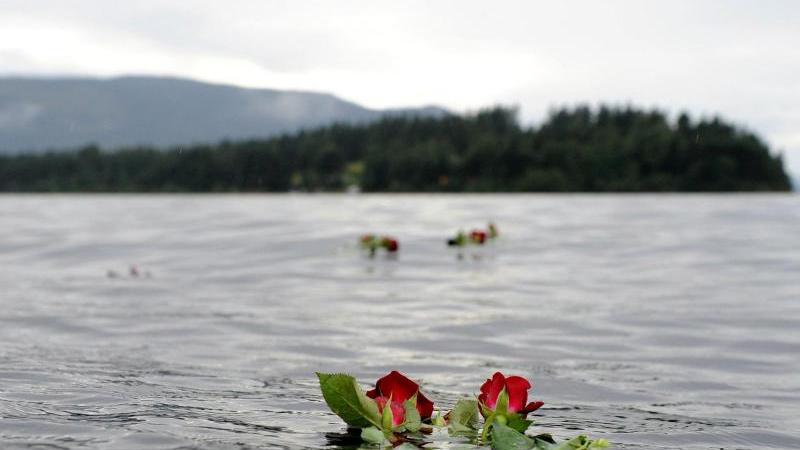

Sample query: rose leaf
[360,426,388,445]
[490,422,535,450]
[316,372,381,428]
[403,398,422,432]
[448,398,479,433]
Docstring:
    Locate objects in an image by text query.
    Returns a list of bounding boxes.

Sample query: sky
[2,0,799,175]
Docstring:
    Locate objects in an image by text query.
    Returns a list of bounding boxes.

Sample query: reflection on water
[0,194,799,449]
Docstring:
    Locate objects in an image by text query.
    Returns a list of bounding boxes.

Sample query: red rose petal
[485,372,506,409]
[390,400,406,426]
[504,376,531,413]
[374,371,420,404]
[523,400,544,414]
[480,377,493,394]
[370,371,434,421]
[415,391,434,420]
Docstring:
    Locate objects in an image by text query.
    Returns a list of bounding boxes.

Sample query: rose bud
[469,230,487,244]
[478,372,543,420]
[373,395,407,427]
[381,237,399,252]
[367,371,434,424]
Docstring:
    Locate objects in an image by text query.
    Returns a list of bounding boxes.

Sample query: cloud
[2,0,799,173]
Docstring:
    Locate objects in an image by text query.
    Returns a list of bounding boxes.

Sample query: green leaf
[360,426,388,445]
[531,434,556,447]
[495,388,510,415]
[394,444,421,450]
[316,372,381,428]
[431,412,446,427]
[448,398,479,433]
[550,435,610,450]
[381,397,395,431]
[506,414,533,433]
[403,398,422,432]
[491,422,535,450]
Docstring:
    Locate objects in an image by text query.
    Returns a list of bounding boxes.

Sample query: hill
[0,76,448,153]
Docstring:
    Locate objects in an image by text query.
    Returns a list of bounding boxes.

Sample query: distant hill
[0,76,448,153]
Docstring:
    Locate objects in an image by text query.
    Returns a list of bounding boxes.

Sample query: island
[0,106,791,192]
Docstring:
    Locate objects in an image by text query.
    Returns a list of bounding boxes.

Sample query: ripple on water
[0,194,799,449]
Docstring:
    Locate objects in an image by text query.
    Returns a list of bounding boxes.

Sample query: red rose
[381,237,399,252]
[470,230,487,244]
[478,372,543,418]
[366,371,434,425]
[373,395,407,426]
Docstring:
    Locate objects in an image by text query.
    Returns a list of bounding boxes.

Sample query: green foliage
[360,426,388,445]
[394,444,421,450]
[506,415,533,433]
[448,398,479,433]
[402,397,422,433]
[491,423,610,450]
[491,422,535,450]
[2,106,788,192]
[549,435,610,450]
[495,389,510,415]
[316,372,381,428]
[431,412,447,427]
[381,398,395,431]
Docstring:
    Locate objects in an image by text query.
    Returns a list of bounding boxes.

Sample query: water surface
[1,194,798,449]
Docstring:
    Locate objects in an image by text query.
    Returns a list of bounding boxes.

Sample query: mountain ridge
[0,75,449,153]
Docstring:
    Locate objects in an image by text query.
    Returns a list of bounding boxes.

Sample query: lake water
[0,194,798,450]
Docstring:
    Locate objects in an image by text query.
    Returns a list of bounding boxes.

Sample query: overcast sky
[2,0,799,174]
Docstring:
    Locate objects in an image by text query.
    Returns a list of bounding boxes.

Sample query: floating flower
[366,371,434,422]
[470,229,487,244]
[359,234,398,255]
[478,372,543,419]
[380,236,399,252]
[317,371,608,449]
[449,223,499,247]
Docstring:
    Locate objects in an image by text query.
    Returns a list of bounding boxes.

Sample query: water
[0,194,798,450]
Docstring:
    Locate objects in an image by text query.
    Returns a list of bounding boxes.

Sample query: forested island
[0,106,791,192]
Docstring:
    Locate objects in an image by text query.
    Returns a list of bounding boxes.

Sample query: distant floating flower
[470,230,488,244]
[359,234,399,256]
[448,223,499,247]
[380,236,399,252]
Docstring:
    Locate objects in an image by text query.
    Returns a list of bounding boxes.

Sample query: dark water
[1,194,798,450]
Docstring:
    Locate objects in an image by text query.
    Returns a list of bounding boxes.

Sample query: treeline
[0,106,791,192]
